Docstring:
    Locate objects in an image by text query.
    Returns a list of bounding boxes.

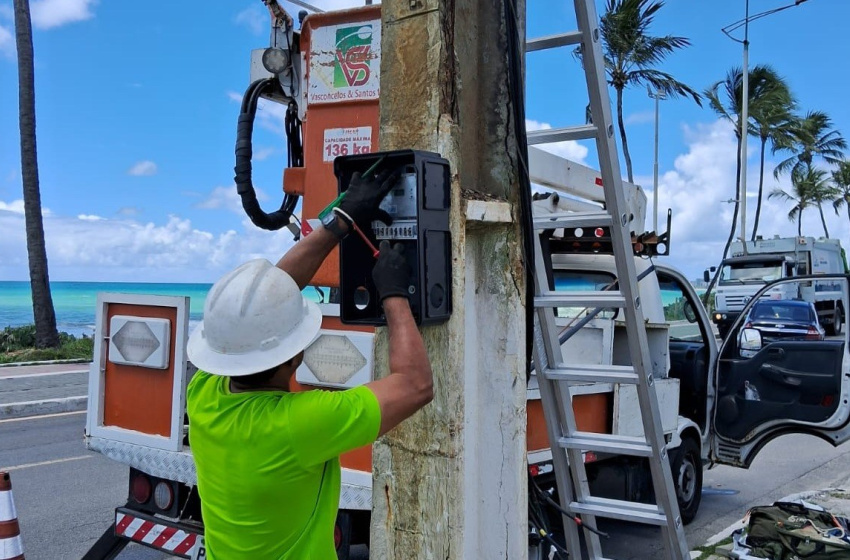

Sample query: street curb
[0,359,91,368]
[0,396,87,420]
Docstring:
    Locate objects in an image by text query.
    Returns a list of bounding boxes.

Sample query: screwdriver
[318,156,387,221]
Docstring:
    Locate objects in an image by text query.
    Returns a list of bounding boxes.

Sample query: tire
[335,511,351,560]
[668,437,703,525]
[830,308,843,336]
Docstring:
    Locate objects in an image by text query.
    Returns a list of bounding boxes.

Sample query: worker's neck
[230,369,294,393]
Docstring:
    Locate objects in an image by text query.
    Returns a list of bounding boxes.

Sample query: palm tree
[773,111,846,239]
[832,160,850,228]
[14,0,59,348]
[748,69,795,241]
[702,66,778,301]
[587,0,702,183]
[774,111,847,178]
[769,167,830,236]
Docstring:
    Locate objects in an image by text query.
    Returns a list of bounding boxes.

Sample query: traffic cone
[0,472,24,560]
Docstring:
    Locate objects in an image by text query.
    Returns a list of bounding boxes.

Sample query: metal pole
[653,93,660,233]
[740,0,750,254]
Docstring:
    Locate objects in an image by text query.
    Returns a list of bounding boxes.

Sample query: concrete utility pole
[370,1,528,558]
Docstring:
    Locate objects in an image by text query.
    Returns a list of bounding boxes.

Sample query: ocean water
[0,281,329,339]
[0,281,212,338]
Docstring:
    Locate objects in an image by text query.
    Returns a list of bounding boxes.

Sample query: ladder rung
[559,432,652,457]
[543,364,638,384]
[535,291,625,309]
[528,125,597,145]
[526,31,583,52]
[533,211,613,230]
[569,497,668,526]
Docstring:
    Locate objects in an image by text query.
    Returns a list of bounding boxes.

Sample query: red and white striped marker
[115,511,199,556]
[0,472,24,560]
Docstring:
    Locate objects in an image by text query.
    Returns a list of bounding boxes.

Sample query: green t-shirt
[186,371,381,559]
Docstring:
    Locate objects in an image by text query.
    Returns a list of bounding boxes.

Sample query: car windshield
[751,303,811,323]
[553,271,616,319]
[720,262,782,284]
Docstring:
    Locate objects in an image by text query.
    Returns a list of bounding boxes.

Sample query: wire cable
[503,0,536,383]
[234,78,301,231]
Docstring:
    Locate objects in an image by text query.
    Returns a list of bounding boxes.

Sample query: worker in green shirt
[186,169,434,559]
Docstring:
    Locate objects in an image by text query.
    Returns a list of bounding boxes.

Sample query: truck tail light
[154,481,175,510]
[127,468,184,517]
[131,472,152,504]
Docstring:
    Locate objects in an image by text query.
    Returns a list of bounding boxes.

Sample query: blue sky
[0,0,847,282]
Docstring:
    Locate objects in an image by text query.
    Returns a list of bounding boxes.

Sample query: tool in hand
[334,208,380,258]
[318,156,387,221]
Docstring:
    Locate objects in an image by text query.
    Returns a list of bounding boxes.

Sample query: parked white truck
[708,236,848,338]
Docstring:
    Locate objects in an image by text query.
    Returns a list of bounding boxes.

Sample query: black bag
[746,501,850,560]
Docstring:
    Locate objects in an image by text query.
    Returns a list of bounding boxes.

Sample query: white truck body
[712,236,846,335]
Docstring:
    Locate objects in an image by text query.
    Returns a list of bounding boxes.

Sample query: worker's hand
[372,241,411,302]
[339,169,400,228]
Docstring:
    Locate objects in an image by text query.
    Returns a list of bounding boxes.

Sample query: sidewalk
[0,362,91,419]
[692,474,850,559]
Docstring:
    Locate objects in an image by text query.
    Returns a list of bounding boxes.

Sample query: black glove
[372,241,411,302]
[338,168,400,228]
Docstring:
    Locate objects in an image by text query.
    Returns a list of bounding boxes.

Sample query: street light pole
[740,0,750,254]
[648,87,666,233]
[722,0,811,254]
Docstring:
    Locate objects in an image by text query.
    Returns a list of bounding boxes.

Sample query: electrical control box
[335,149,452,325]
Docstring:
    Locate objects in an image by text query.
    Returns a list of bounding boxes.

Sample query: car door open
[712,274,850,468]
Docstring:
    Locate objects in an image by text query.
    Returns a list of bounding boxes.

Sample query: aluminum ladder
[526,1,690,558]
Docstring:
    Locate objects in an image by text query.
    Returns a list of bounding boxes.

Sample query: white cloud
[0,22,12,58]
[644,119,849,281]
[254,147,277,161]
[235,5,266,35]
[197,185,271,214]
[127,160,158,176]
[77,214,103,221]
[30,0,97,30]
[0,199,25,213]
[0,198,298,282]
[525,119,589,164]
[117,206,140,216]
[625,110,655,125]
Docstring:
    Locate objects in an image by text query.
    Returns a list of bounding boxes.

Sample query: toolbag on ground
[736,500,850,560]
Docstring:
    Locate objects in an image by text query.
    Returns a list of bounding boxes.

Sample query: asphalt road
[0,412,367,560]
[5,411,850,559]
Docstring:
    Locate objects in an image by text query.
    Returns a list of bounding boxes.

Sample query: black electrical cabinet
[334,149,451,326]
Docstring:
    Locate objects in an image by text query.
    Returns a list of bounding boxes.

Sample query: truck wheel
[668,437,702,525]
[335,511,351,560]
[830,308,843,336]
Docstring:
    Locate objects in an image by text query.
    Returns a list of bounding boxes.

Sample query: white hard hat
[187,259,322,377]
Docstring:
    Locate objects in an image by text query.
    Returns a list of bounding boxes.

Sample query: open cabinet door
[711,274,850,467]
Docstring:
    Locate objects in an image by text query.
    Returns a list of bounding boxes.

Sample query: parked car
[742,299,825,345]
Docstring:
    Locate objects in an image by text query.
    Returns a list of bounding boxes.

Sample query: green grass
[0,325,94,364]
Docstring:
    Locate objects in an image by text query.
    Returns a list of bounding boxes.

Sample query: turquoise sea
[0,281,213,338]
[0,281,330,338]
[0,281,333,339]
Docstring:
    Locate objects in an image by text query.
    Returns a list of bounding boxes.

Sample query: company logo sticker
[334,25,373,88]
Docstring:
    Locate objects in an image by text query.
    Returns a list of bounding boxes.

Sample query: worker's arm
[276,168,399,290]
[365,242,434,436]
[276,227,344,290]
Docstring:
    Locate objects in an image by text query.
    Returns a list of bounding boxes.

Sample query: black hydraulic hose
[504,0,536,380]
[234,78,298,231]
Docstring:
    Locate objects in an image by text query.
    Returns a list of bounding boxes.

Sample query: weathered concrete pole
[370,1,528,558]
